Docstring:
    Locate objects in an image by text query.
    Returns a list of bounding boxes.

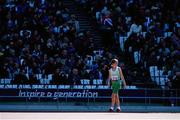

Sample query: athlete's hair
[111,59,118,65]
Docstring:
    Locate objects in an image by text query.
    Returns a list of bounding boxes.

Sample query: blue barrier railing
[0,86,179,106]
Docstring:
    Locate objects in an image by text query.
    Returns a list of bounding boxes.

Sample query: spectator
[13,70,28,84]
[51,68,63,85]
[69,68,80,85]
[101,65,109,85]
[59,71,69,85]
[68,14,80,32]
[0,0,179,90]
[172,72,180,89]
[0,64,10,78]
[29,73,39,84]
[128,18,142,37]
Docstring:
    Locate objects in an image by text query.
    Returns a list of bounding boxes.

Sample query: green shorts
[112,80,122,94]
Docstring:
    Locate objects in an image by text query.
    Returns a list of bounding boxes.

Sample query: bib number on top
[112,76,118,80]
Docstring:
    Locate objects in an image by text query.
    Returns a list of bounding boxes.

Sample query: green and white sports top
[110,67,121,81]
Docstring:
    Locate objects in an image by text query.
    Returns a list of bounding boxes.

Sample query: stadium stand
[75,0,180,89]
[0,0,179,90]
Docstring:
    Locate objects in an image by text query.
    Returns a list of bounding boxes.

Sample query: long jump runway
[0,113,180,120]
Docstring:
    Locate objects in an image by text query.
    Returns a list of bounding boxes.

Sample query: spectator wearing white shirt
[129,20,142,37]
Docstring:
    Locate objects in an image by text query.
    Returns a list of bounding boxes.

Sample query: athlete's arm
[119,67,127,88]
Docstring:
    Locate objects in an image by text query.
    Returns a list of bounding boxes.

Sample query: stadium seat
[26,74,29,79]
[164,32,172,37]
[48,74,53,81]
[127,32,131,38]
[58,85,65,89]
[160,77,165,87]
[160,77,168,89]
[40,76,51,84]
[73,85,83,89]
[95,11,101,20]
[93,50,103,57]
[125,17,132,24]
[134,51,141,64]
[0,78,12,84]
[141,32,146,38]
[80,79,90,85]
[93,79,103,85]
[156,37,163,44]
[149,66,158,81]
[84,85,92,89]
[97,85,109,89]
[36,74,42,80]
[65,85,71,89]
[58,85,70,89]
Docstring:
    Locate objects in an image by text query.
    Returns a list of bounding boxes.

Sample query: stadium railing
[0,84,179,106]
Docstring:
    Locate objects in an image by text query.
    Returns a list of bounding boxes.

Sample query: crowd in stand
[0,0,179,88]
[0,0,118,86]
[76,0,180,88]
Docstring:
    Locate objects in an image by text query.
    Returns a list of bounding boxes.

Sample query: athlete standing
[108,59,127,112]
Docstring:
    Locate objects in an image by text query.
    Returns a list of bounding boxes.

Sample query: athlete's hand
[123,85,127,89]
[107,80,111,88]
[108,83,111,88]
[108,82,112,88]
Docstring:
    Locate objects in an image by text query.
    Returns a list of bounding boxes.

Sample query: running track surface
[1,113,180,120]
[1,102,180,112]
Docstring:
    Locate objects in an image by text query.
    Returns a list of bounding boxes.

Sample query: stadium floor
[0,102,180,113]
[1,112,180,120]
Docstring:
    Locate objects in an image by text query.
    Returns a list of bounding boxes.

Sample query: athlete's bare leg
[115,94,121,112]
[115,94,120,107]
[110,93,116,110]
